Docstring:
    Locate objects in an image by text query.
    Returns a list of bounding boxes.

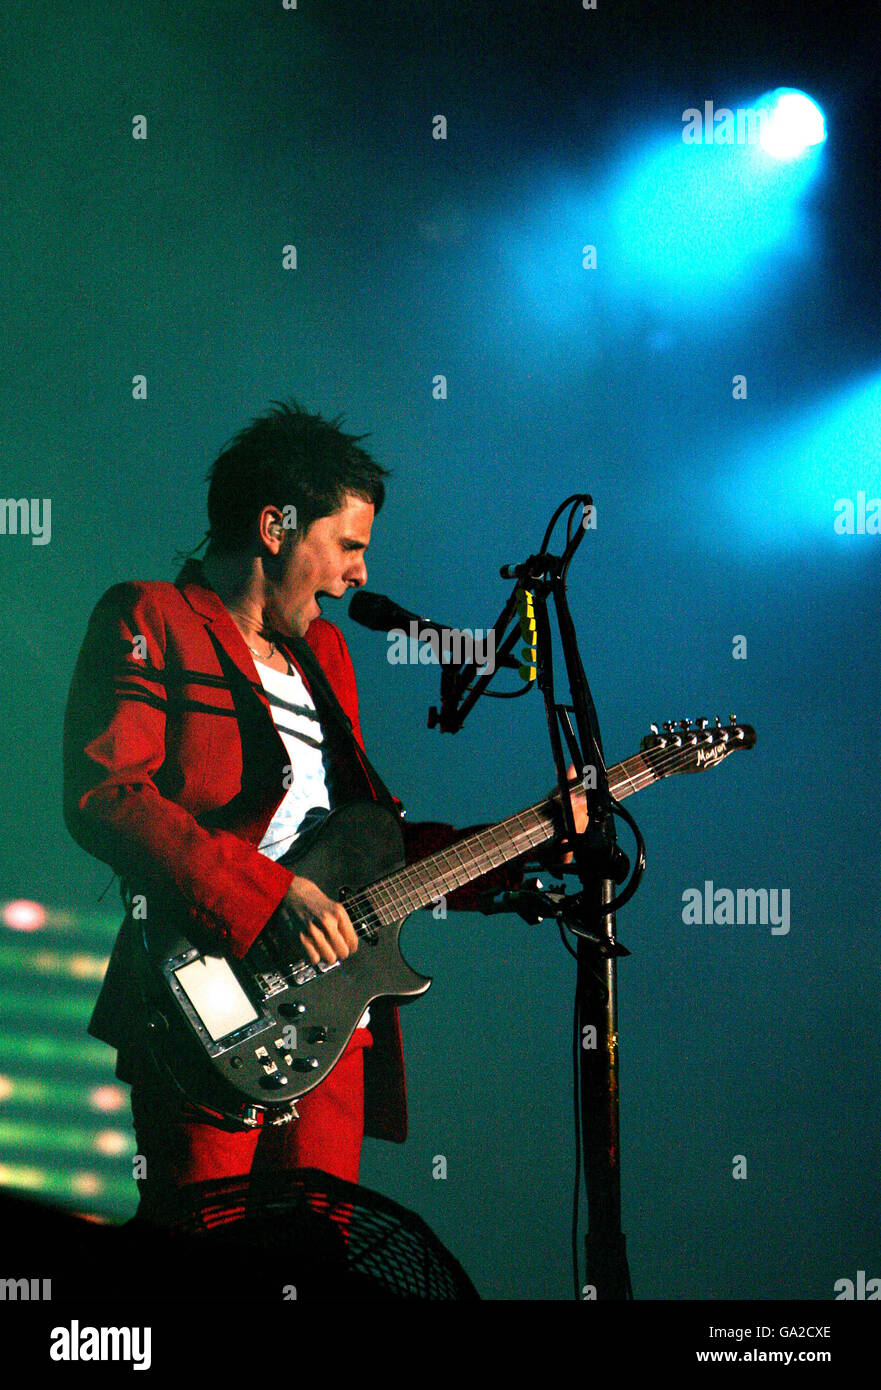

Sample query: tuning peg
[662,721,676,733]
[695,717,709,729]
[649,723,659,735]
[729,712,737,724]
[678,719,692,730]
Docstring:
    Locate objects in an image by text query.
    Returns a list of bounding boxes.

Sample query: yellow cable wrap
[516,588,537,682]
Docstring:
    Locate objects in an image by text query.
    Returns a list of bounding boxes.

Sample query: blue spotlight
[754,89,826,161]
[499,90,826,332]
[712,371,881,551]
[604,134,813,308]
[600,88,825,314]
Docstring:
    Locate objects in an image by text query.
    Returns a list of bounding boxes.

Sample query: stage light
[601,89,825,316]
[88,1084,127,1113]
[93,1130,130,1156]
[699,370,881,551]
[71,1173,104,1196]
[0,1162,46,1190]
[67,953,106,980]
[755,89,826,161]
[2,899,47,931]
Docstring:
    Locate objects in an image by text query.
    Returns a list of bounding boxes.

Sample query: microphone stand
[537,553,633,1301]
[432,497,635,1300]
[428,588,523,732]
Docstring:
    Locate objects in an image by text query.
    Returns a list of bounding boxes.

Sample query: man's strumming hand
[263,875,359,966]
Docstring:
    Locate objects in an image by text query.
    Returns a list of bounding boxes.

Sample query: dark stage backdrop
[1,0,879,1302]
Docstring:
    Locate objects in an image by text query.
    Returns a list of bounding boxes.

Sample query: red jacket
[63,560,522,1141]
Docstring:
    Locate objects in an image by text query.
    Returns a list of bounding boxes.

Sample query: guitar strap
[286,634,403,821]
[282,636,406,1113]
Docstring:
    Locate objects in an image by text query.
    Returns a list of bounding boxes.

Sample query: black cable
[557,919,579,959]
[553,802,647,935]
[600,801,646,914]
[539,493,590,555]
[572,975,583,1300]
[462,681,534,700]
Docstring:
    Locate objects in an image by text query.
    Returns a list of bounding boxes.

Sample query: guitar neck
[357,750,657,925]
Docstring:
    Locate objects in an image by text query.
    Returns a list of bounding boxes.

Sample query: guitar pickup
[290,957,341,986]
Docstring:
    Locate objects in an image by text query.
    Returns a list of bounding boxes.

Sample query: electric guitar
[134,715,756,1124]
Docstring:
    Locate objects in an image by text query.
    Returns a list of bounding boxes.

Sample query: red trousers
[129,1028,373,1226]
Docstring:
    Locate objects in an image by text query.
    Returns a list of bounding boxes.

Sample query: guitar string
[312,734,744,937]
[348,730,747,926]
[267,730,749,977]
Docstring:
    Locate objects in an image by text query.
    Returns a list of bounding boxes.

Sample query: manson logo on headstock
[696,743,728,767]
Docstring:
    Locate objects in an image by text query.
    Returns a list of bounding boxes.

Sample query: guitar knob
[293,1057,320,1072]
[305,1026,327,1045]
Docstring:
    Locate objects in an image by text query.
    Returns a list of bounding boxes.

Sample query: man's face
[267,491,374,637]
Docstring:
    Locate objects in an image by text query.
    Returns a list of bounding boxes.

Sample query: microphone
[348,590,438,635]
[348,591,520,670]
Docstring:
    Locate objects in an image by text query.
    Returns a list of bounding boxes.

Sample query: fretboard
[349,749,657,926]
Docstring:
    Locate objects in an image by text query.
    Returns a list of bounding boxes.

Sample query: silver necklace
[227,607,276,661]
[246,637,276,660]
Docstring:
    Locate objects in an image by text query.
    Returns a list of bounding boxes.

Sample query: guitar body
[132,717,755,1124]
[136,801,430,1123]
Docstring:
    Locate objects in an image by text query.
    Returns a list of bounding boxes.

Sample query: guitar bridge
[254,969,288,997]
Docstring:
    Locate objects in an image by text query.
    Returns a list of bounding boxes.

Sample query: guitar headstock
[640,715,756,777]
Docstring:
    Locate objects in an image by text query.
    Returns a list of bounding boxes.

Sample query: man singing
[62,399,584,1225]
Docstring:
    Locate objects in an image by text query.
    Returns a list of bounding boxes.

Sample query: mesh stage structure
[3,1168,480,1301]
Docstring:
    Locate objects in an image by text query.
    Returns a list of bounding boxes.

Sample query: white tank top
[255,657,369,1028]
